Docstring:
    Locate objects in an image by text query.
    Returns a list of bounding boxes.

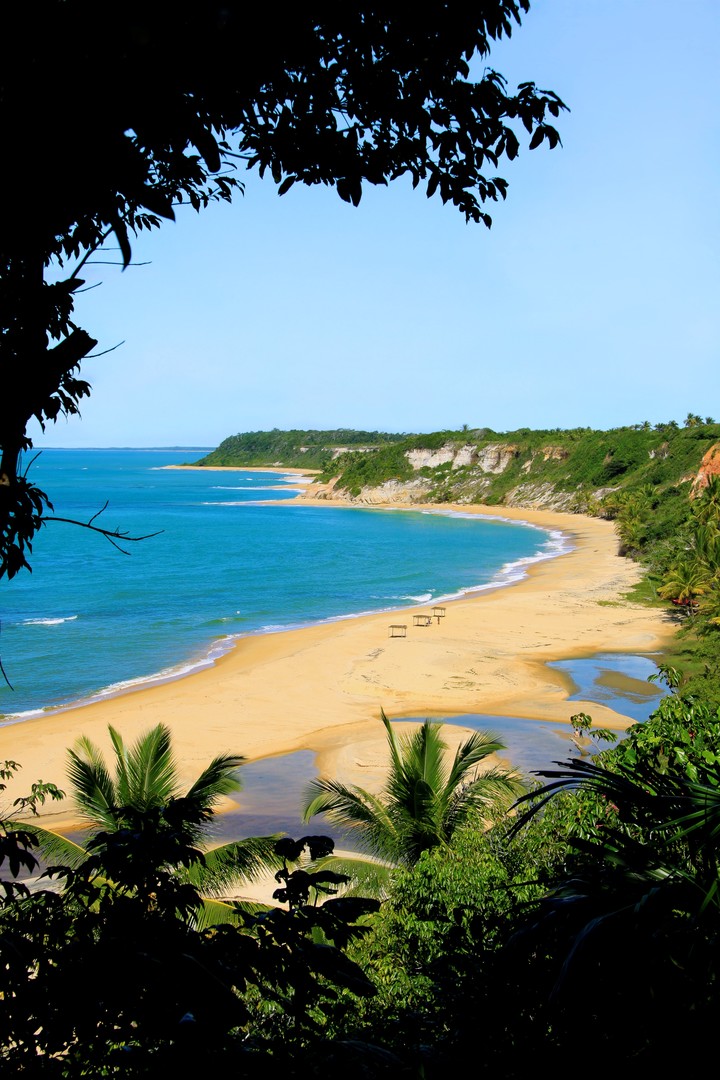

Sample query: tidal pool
[213,653,668,841]
[547,652,666,723]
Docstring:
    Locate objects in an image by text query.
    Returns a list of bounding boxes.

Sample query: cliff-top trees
[0,2,566,577]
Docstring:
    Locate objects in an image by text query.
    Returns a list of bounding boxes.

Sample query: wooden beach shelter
[412,614,433,627]
[432,605,446,623]
[388,624,407,638]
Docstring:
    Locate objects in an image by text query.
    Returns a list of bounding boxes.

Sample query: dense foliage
[608,474,720,704]
[0,755,380,1076]
[196,429,407,470]
[318,419,720,501]
[5,683,720,1072]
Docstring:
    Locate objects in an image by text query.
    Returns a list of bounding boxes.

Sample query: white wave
[22,615,78,627]
[0,639,242,727]
[2,510,573,728]
[198,499,287,507]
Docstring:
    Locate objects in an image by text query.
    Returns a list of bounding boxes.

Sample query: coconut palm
[658,558,713,606]
[694,476,720,528]
[25,723,281,923]
[302,712,524,868]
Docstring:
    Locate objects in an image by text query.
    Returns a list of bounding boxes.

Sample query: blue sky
[34,0,719,448]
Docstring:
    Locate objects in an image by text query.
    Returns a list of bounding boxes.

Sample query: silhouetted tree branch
[45,502,163,556]
[0,2,566,578]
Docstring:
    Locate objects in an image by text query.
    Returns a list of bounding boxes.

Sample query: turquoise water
[548,653,665,723]
[0,449,566,721]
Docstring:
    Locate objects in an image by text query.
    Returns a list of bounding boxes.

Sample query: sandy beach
[0,498,675,828]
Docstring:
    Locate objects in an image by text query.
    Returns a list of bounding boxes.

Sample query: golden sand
[0,500,674,827]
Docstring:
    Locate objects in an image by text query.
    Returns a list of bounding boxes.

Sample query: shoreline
[162,464,320,475]
[0,494,676,828]
[2,493,566,728]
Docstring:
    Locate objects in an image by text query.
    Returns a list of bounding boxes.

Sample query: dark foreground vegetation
[3,674,720,1075]
[2,461,720,1074]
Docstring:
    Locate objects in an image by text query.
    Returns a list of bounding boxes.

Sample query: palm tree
[694,476,720,528]
[658,558,713,606]
[302,712,523,868]
[26,723,281,923]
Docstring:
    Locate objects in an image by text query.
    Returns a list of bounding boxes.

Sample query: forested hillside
[320,420,720,508]
[200,419,720,701]
[194,428,407,470]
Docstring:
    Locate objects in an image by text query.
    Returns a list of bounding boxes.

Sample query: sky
[33,0,719,449]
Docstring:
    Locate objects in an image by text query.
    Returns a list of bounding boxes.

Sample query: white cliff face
[405,446,457,470]
[404,443,516,473]
[451,444,476,468]
[330,446,377,459]
[348,479,434,504]
[474,444,517,473]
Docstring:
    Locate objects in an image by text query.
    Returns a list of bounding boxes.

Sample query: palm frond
[444,765,523,836]
[192,896,240,930]
[108,726,131,804]
[124,724,178,809]
[12,822,88,870]
[446,730,507,792]
[309,854,394,900]
[184,752,245,809]
[386,722,447,823]
[303,778,401,862]
[402,722,448,792]
[67,736,116,826]
[189,834,283,894]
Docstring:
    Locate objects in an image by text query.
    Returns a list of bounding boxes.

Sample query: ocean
[0,448,567,722]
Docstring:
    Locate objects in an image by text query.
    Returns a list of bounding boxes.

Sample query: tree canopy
[0,1,565,578]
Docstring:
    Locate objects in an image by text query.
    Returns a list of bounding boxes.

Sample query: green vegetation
[607,474,720,705]
[0,748,379,1075]
[319,419,720,505]
[5,674,720,1071]
[198,421,720,501]
[194,428,408,471]
[23,724,282,925]
[303,713,523,868]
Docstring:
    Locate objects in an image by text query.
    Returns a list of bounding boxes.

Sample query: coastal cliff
[195,423,720,518]
[307,427,720,515]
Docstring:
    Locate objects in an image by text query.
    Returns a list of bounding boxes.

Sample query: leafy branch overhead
[0,2,566,577]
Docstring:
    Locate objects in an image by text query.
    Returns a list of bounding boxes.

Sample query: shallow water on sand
[215,652,666,843]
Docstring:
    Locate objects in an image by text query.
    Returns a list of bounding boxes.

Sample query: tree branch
[45,502,163,555]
